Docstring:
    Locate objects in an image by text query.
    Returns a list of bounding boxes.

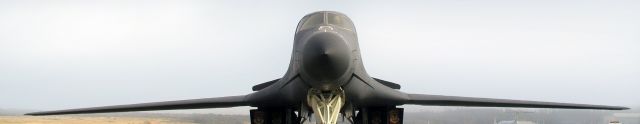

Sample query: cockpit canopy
[296,11,355,32]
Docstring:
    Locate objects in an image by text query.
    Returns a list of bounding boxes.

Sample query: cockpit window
[327,13,354,30]
[299,13,325,31]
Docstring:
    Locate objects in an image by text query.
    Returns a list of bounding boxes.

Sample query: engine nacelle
[354,107,404,124]
[250,108,299,124]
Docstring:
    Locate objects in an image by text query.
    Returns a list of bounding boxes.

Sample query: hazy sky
[1,0,639,113]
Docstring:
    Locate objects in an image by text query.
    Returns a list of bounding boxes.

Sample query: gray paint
[25,11,627,116]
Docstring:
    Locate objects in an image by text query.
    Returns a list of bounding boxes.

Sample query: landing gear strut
[306,88,346,124]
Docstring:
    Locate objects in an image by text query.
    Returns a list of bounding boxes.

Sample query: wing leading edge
[26,95,249,116]
[405,94,628,110]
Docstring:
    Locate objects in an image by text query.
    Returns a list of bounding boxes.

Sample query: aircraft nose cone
[301,32,352,90]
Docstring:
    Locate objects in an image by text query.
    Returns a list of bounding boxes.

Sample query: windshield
[327,13,354,30]
[298,13,325,31]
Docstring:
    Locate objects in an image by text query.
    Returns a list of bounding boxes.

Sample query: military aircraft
[27,11,628,124]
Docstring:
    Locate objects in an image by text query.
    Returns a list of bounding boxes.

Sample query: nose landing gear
[306,88,346,124]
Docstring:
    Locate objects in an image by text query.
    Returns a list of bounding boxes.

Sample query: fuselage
[294,11,360,91]
[246,11,408,109]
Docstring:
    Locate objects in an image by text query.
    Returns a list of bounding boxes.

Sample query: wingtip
[24,112,40,116]
[24,111,52,116]
[606,106,630,110]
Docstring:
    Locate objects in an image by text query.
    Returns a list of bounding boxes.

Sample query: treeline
[80,113,249,124]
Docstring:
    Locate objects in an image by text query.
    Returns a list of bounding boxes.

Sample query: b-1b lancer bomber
[27,11,628,124]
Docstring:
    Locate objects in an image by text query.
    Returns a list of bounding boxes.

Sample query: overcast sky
[1,0,639,114]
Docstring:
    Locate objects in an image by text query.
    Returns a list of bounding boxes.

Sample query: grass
[0,116,195,124]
